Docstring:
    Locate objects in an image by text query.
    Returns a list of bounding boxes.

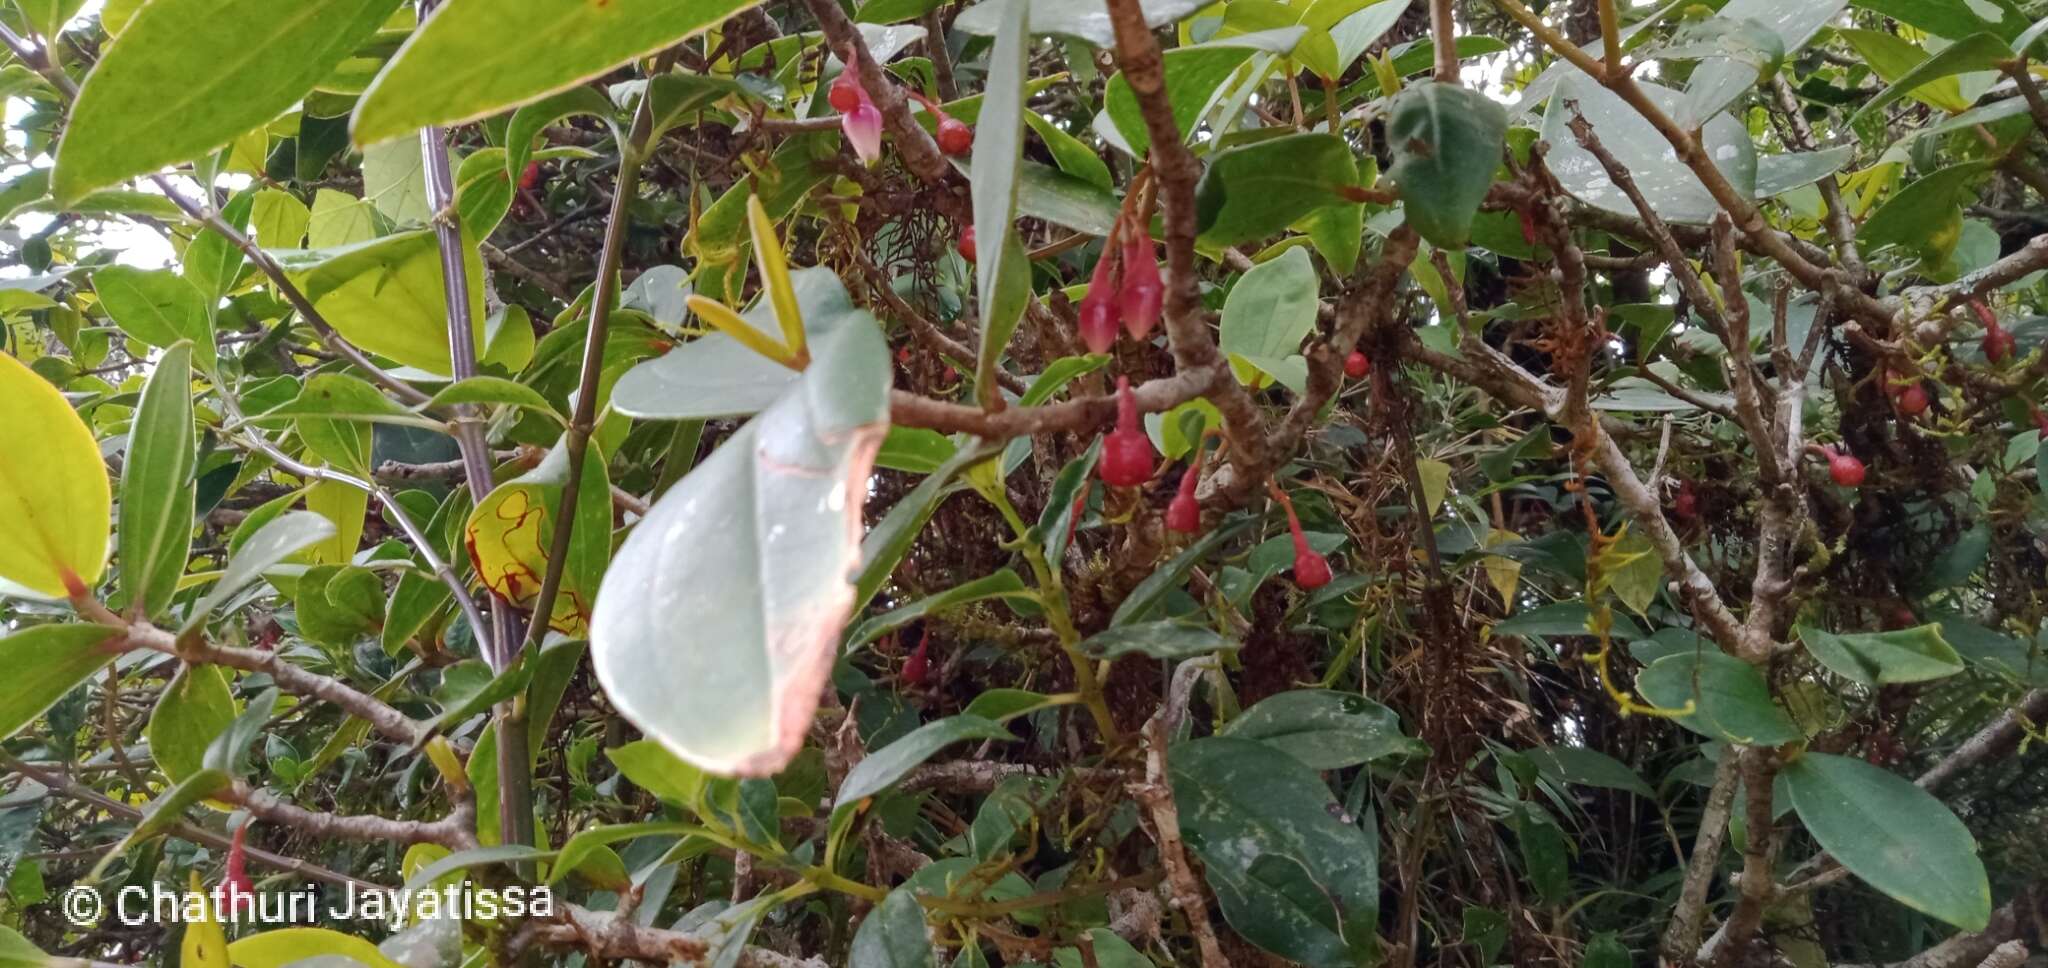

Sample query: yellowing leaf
[1482,528,1521,611]
[465,441,612,637]
[228,928,407,968]
[0,351,111,597]
[1415,458,1451,518]
[302,480,367,566]
[180,871,228,968]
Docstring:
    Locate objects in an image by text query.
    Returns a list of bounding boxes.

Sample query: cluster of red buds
[827,52,974,168]
[1882,368,1931,418]
[1076,222,1164,354]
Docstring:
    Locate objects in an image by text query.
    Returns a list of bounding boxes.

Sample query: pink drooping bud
[221,823,255,914]
[1078,249,1122,354]
[1166,463,1202,534]
[1118,234,1163,341]
[1271,485,1331,590]
[841,102,883,167]
[1098,377,1156,487]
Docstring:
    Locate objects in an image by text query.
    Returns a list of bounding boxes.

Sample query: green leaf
[1171,736,1378,966]
[1220,247,1320,388]
[1078,622,1239,661]
[1221,689,1419,769]
[836,716,1016,819]
[1853,32,2012,122]
[844,570,1033,651]
[250,189,311,249]
[351,0,766,144]
[1652,16,1786,125]
[147,665,237,784]
[262,372,444,429]
[227,928,408,968]
[92,768,231,878]
[1859,161,1996,254]
[1194,133,1360,247]
[1636,651,1802,746]
[117,342,196,619]
[1796,624,1964,685]
[502,86,623,190]
[605,741,709,809]
[0,924,65,968]
[612,268,867,421]
[0,625,122,743]
[90,268,213,362]
[1024,113,1112,190]
[971,0,1031,411]
[850,886,935,968]
[961,689,1063,722]
[0,352,111,598]
[1104,34,1296,155]
[1034,440,1100,563]
[425,376,561,418]
[953,0,1208,47]
[1387,81,1507,248]
[181,511,337,634]
[272,230,490,376]
[1782,752,1990,930]
[1542,76,1756,225]
[1525,745,1653,797]
[1112,518,1255,625]
[1837,29,1974,112]
[400,844,556,896]
[360,137,431,225]
[590,311,892,777]
[52,0,404,201]
[1512,802,1569,905]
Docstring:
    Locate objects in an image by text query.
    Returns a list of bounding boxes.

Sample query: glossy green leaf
[182,511,337,634]
[425,376,561,418]
[0,351,111,598]
[835,715,1016,816]
[91,768,231,878]
[352,0,766,144]
[52,0,404,201]
[1078,622,1239,661]
[1782,752,1990,930]
[0,625,122,742]
[954,0,1208,47]
[844,570,1033,651]
[1853,0,2028,42]
[0,924,63,968]
[850,885,935,968]
[1194,132,1359,247]
[1525,745,1653,797]
[1171,736,1377,966]
[1220,247,1320,388]
[117,342,195,619]
[1386,81,1507,249]
[273,231,492,375]
[1837,29,1974,113]
[1854,33,2013,123]
[1797,624,1963,685]
[90,268,213,362]
[249,189,311,249]
[590,312,892,777]
[1221,689,1419,769]
[1104,33,1300,155]
[971,0,1030,410]
[1112,518,1254,625]
[1542,76,1756,225]
[1636,651,1802,746]
[854,444,994,614]
[147,664,238,784]
[1859,161,1995,254]
[502,86,622,189]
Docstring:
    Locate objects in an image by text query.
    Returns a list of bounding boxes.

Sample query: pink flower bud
[841,103,883,167]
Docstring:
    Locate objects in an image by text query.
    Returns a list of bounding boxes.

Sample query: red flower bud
[518,162,541,191]
[1673,481,1698,520]
[1078,250,1122,354]
[902,632,930,686]
[222,823,255,914]
[1118,235,1163,341]
[829,54,865,113]
[1825,447,1866,488]
[936,118,974,156]
[1273,485,1331,590]
[1098,377,1156,487]
[1895,383,1929,417]
[1983,315,2016,365]
[1166,463,1202,534]
[1344,350,1370,380]
[957,224,977,263]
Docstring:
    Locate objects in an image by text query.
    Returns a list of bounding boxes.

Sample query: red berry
[828,64,864,112]
[1827,449,1866,488]
[1673,481,1698,520]
[1098,377,1156,487]
[1884,604,1917,630]
[1118,236,1163,341]
[1896,383,1929,417]
[936,118,973,155]
[518,162,541,191]
[1344,350,1370,379]
[957,224,977,263]
[902,632,930,686]
[1166,463,1202,534]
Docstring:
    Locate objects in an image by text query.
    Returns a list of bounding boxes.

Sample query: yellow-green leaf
[0,625,122,743]
[227,929,407,968]
[0,351,111,597]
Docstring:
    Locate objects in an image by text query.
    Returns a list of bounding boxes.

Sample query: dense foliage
[2,0,2048,965]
